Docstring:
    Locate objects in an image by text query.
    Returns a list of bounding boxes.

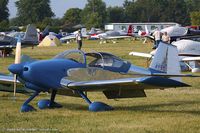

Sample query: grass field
[0,39,200,133]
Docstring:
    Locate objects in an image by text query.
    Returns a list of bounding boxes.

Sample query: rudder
[23,24,38,44]
[149,42,181,81]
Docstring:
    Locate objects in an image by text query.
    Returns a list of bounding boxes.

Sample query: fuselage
[9,59,86,91]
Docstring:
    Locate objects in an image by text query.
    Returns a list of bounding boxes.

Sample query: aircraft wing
[60,35,76,41]
[0,74,20,85]
[0,74,33,94]
[61,76,189,92]
[129,52,153,58]
[181,57,200,61]
[103,36,132,40]
[0,45,15,49]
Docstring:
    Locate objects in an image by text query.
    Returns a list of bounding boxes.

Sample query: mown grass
[0,39,200,133]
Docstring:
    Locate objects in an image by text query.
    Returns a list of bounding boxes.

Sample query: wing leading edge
[0,75,20,85]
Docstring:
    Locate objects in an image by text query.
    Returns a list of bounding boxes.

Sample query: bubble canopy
[54,49,131,72]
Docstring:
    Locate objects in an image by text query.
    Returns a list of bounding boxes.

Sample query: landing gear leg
[49,90,62,108]
[76,90,113,112]
[21,91,39,112]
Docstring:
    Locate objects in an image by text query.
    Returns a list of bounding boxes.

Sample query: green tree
[15,0,54,25]
[0,0,9,22]
[163,0,190,25]
[63,8,82,26]
[190,11,200,25]
[82,0,106,28]
[186,0,200,12]
[123,1,137,22]
[123,0,190,25]
[107,6,125,23]
[0,20,9,31]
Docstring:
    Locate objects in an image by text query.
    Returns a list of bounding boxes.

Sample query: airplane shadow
[114,100,200,115]
[60,100,200,115]
[61,102,88,111]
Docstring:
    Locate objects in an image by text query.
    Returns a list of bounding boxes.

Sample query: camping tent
[38,34,61,47]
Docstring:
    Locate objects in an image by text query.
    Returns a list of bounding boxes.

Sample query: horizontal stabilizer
[129,52,152,58]
[182,57,200,61]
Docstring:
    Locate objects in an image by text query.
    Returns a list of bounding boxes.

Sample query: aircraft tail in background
[42,26,49,37]
[88,27,95,35]
[22,24,38,45]
[127,25,133,36]
[149,42,181,81]
[81,28,87,36]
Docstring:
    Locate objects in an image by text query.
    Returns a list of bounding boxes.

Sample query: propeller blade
[13,37,21,97]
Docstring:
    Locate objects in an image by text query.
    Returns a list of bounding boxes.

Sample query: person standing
[152,28,162,49]
[162,32,171,43]
[76,29,82,50]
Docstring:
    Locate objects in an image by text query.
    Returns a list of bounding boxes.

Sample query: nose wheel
[38,90,62,109]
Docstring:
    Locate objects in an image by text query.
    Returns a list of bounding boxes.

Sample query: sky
[8,0,128,18]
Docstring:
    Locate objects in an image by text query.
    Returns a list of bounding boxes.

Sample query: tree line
[0,0,200,32]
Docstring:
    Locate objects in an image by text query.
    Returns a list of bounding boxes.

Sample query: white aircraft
[60,28,88,43]
[87,27,104,35]
[90,25,134,43]
[145,25,200,43]
[129,40,200,73]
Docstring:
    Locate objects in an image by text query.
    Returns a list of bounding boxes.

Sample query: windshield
[54,50,86,64]
[86,52,126,68]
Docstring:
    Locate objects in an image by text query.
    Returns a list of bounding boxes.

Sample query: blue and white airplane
[0,40,195,112]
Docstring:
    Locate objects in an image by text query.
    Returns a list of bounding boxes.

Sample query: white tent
[38,35,61,47]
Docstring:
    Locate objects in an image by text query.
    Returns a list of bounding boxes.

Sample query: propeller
[13,37,21,97]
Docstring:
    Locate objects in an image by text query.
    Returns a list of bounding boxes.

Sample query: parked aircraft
[60,28,88,43]
[91,25,134,43]
[154,25,200,42]
[0,24,38,56]
[129,40,200,72]
[38,26,50,42]
[87,27,104,35]
[0,39,196,112]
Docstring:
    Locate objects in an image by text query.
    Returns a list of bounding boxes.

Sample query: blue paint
[38,99,50,109]
[21,104,36,112]
[21,91,39,112]
[25,82,46,92]
[38,99,62,109]
[76,90,92,105]
[89,102,113,112]
[9,59,86,90]
[23,91,39,105]
[8,64,24,75]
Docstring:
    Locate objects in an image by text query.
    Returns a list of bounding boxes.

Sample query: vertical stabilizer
[149,42,181,81]
[42,26,49,37]
[22,24,38,44]
[89,27,95,35]
[81,28,87,36]
[127,25,133,36]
